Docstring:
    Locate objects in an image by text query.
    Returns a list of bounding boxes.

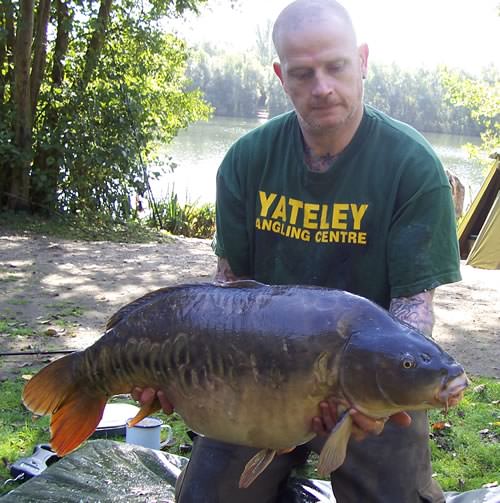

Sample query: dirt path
[1,230,499,379]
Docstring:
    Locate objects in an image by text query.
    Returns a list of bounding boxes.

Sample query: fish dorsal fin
[105,287,174,330]
[106,283,211,330]
[219,279,267,289]
[317,411,353,477]
[106,281,266,330]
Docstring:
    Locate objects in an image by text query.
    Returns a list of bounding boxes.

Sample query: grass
[0,210,174,244]
[428,377,500,491]
[0,377,50,494]
[0,200,215,244]
[0,319,34,338]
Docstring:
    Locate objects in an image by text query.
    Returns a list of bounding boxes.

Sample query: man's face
[274,18,368,135]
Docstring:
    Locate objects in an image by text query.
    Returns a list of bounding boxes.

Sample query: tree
[441,68,500,167]
[1,0,212,217]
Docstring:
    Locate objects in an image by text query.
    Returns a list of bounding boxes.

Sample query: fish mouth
[435,372,469,412]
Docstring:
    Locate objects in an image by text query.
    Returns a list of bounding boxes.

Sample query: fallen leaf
[432,421,452,431]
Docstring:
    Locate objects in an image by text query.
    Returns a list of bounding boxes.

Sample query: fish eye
[401,354,416,369]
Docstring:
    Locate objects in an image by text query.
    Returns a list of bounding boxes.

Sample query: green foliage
[187,43,269,117]
[441,68,500,166]
[364,64,482,136]
[0,195,214,241]
[186,40,491,138]
[0,209,173,243]
[37,22,211,217]
[151,188,215,238]
[1,0,212,217]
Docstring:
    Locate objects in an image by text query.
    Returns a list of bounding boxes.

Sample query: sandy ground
[0,230,499,379]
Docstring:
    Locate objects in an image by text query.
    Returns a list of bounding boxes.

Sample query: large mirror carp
[23,281,468,487]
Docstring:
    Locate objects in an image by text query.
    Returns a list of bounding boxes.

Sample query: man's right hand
[312,397,412,440]
[130,387,175,415]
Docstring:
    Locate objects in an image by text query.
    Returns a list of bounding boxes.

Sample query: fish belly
[166,376,325,449]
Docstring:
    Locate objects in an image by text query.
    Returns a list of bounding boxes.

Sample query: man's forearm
[389,290,435,337]
[214,257,245,283]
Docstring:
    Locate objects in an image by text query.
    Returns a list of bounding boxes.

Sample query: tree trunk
[81,0,113,90]
[51,0,71,85]
[0,3,7,103]
[0,0,15,102]
[9,0,34,211]
[30,0,51,120]
[0,0,16,208]
[31,0,72,212]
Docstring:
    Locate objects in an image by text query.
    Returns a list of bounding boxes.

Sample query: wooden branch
[30,0,52,120]
[81,0,113,90]
[51,0,72,86]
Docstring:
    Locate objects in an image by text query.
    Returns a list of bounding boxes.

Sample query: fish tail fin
[239,449,277,489]
[22,353,107,456]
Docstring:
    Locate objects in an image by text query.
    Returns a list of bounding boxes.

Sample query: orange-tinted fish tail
[22,353,107,456]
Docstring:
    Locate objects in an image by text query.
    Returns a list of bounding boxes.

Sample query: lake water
[153,115,484,207]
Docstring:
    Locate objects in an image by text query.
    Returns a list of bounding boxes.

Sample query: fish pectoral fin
[317,412,353,477]
[277,447,295,455]
[239,449,276,489]
[127,397,162,427]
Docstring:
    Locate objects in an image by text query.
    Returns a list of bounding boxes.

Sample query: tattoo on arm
[214,257,246,283]
[389,290,435,337]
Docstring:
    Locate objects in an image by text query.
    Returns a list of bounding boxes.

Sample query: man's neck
[303,143,338,173]
[299,106,364,171]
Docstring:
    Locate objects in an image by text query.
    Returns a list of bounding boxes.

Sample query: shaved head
[272,0,357,60]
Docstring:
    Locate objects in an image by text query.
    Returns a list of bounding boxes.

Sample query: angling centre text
[255,191,369,244]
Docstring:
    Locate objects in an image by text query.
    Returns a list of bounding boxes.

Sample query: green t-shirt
[214,106,461,308]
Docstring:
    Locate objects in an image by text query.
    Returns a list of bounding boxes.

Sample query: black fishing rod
[0,349,77,357]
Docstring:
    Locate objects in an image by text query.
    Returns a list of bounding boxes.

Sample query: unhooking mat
[2,440,499,503]
[1,440,334,503]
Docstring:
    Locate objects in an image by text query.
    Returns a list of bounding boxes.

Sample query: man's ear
[273,62,284,84]
[359,43,369,79]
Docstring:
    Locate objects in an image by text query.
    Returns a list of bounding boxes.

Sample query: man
[135,1,461,501]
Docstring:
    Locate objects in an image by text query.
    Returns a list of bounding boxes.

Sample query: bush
[150,191,215,239]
